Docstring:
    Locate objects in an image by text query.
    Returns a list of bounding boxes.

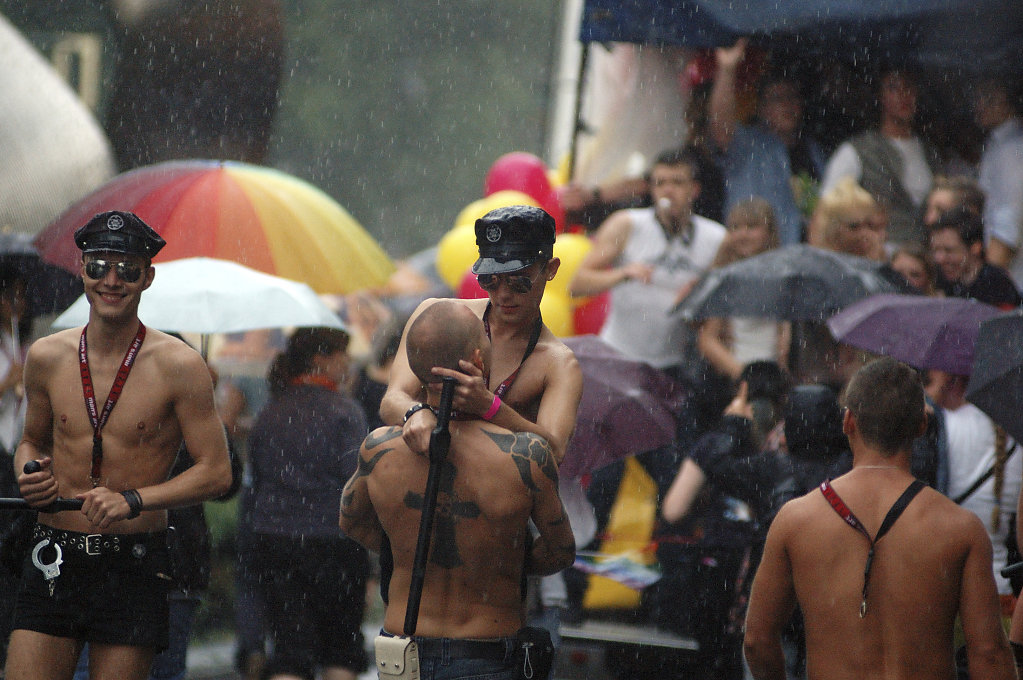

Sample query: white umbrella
[52,257,346,336]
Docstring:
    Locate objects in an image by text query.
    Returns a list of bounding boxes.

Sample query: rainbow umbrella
[33,160,395,294]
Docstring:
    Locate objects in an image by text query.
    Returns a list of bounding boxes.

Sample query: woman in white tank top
[697,199,790,380]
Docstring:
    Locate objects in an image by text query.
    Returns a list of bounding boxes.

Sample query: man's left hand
[77,487,134,530]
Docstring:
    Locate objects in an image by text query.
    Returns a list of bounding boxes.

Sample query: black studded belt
[32,524,165,557]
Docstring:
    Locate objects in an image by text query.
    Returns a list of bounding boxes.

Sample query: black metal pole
[403,377,457,636]
[567,41,590,182]
[0,498,83,512]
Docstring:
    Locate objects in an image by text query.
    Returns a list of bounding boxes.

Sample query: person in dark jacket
[245,327,370,680]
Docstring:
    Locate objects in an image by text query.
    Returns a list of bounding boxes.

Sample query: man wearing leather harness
[7,211,232,680]
[744,357,1015,680]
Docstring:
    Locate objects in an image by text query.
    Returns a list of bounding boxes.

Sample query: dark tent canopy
[580,0,1023,74]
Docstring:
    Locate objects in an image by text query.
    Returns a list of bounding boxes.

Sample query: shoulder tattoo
[484,430,559,489]
[404,459,480,569]
[340,430,400,510]
[364,427,403,450]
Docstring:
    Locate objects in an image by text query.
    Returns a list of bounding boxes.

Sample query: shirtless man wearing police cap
[7,211,232,680]
[381,205,581,466]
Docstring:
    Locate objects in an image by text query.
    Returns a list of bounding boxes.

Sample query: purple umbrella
[827,294,1002,375]
[561,335,685,479]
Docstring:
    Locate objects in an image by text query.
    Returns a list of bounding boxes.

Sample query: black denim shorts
[13,526,170,651]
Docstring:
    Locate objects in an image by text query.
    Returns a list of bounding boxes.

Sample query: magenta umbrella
[560,335,686,479]
[827,294,1003,376]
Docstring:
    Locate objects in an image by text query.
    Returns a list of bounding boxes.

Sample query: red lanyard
[79,323,147,487]
[482,303,542,398]
[819,478,924,618]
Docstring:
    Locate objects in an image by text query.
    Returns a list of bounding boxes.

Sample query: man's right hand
[402,407,438,456]
[18,456,58,508]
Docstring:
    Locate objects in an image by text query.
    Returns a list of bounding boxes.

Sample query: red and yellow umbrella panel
[34,160,395,294]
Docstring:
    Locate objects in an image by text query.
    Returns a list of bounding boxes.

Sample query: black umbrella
[966,310,1023,444]
[674,244,916,322]
[0,232,82,317]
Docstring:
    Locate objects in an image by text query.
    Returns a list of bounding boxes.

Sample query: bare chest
[48,353,177,446]
[487,347,545,422]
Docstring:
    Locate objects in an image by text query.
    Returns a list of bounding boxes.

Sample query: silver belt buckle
[85,534,102,556]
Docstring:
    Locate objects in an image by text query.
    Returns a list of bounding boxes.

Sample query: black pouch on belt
[514,626,553,680]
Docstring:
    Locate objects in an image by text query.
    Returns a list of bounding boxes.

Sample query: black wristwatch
[403,402,432,424]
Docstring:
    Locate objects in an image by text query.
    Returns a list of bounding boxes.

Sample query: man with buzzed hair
[744,357,1015,680]
[341,300,575,680]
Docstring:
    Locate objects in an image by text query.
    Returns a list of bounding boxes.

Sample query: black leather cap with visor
[471,205,555,276]
[74,210,166,259]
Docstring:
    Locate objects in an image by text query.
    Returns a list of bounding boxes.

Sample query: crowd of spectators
[558,40,1023,680]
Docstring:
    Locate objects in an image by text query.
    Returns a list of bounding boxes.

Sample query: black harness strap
[820,478,926,618]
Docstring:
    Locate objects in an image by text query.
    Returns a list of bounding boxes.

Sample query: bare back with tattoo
[341,420,574,639]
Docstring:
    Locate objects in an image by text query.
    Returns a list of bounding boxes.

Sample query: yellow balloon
[548,153,572,188]
[484,190,540,211]
[540,290,574,337]
[453,198,489,229]
[454,191,539,229]
[550,233,592,303]
[435,224,478,289]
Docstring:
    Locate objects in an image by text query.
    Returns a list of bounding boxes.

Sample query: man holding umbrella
[7,211,232,680]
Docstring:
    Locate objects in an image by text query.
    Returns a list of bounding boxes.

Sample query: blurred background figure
[820,64,940,247]
[698,198,790,385]
[973,74,1023,289]
[928,206,1022,308]
[0,265,28,669]
[708,39,825,246]
[922,175,986,229]
[811,177,887,260]
[889,242,938,295]
[352,314,407,433]
[244,327,370,680]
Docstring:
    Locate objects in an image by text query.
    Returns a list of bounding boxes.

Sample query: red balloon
[456,270,489,300]
[572,290,610,335]
[484,152,551,202]
[484,152,566,232]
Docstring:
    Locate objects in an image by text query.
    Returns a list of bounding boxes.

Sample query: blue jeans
[378,633,517,680]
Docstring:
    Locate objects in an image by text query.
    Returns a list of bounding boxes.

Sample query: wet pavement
[186,623,381,680]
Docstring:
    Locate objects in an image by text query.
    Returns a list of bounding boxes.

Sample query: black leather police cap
[73,210,166,258]
[471,205,555,275]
